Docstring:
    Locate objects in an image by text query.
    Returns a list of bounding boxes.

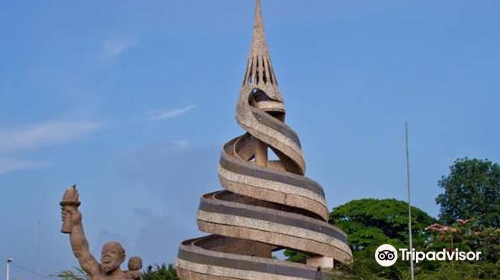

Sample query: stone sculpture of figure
[124,257,142,280]
[60,186,142,280]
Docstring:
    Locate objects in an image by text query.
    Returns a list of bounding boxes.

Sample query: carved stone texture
[60,186,143,280]
[176,1,353,280]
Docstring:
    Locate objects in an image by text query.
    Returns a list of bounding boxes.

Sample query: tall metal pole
[37,221,41,280]
[6,258,13,280]
[405,122,415,280]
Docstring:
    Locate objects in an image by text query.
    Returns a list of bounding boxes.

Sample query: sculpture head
[101,242,126,273]
[128,256,143,271]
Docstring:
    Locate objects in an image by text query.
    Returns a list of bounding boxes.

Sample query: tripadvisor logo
[375,244,482,267]
[375,244,398,267]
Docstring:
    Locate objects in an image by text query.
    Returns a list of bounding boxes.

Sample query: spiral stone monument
[176,1,353,279]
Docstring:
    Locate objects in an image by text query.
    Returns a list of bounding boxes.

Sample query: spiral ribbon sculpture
[176,1,353,279]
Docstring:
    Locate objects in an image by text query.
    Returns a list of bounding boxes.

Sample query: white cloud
[147,105,196,121]
[171,140,189,149]
[0,121,101,153]
[0,158,51,174]
[103,37,139,58]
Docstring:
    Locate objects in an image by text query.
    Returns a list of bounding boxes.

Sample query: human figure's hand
[62,205,82,230]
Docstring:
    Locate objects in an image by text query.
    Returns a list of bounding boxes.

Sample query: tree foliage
[286,199,436,279]
[55,267,88,280]
[330,199,436,250]
[407,262,499,280]
[285,195,499,279]
[142,264,179,280]
[436,158,500,228]
[330,199,436,280]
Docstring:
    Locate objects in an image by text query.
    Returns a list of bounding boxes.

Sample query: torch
[60,185,81,233]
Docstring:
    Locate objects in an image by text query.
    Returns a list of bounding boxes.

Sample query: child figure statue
[125,257,143,280]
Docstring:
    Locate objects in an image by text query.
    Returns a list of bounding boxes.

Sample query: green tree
[142,264,179,280]
[411,262,499,280]
[436,158,500,228]
[330,198,436,250]
[286,199,436,280]
[330,199,436,280]
[55,267,88,280]
[471,227,500,262]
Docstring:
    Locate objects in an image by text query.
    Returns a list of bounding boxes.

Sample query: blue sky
[1,0,499,279]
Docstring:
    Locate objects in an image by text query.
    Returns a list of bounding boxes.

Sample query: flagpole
[405,121,415,280]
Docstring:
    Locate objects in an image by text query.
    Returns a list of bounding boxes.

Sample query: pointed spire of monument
[242,0,283,103]
[250,0,269,58]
